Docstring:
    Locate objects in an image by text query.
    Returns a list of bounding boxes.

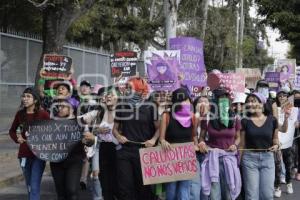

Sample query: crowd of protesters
[8,72,300,200]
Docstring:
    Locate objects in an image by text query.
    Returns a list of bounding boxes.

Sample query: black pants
[50,159,83,200]
[99,142,118,200]
[275,148,294,187]
[116,146,155,200]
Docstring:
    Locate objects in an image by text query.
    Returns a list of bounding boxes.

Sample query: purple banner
[144,50,180,91]
[169,37,207,89]
[265,72,280,91]
[294,66,300,89]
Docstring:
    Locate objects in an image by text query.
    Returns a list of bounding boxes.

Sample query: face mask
[174,104,192,128]
[258,87,269,99]
[218,98,230,127]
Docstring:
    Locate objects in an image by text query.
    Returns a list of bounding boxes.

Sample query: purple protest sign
[265,72,280,91]
[294,66,300,89]
[144,50,180,91]
[169,37,207,89]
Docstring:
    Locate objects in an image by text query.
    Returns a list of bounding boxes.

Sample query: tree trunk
[34,0,97,87]
[164,0,180,49]
[34,8,72,86]
[200,0,209,40]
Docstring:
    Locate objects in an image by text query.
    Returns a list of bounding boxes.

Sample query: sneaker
[274,187,281,198]
[287,183,293,194]
[280,177,286,184]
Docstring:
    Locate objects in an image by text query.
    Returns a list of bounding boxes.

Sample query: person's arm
[193,117,200,151]
[112,121,128,144]
[269,118,280,151]
[144,120,159,147]
[269,128,280,151]
[9,112,20,144]
[272,102,278,120]
[198,128,208,153]
[159,113,171,150]
[228,130,240,152]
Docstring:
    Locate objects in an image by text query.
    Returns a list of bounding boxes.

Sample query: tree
[25,0,98,85]
[164,0,181,49]
[255,0,300,64]
[67,0,163,52]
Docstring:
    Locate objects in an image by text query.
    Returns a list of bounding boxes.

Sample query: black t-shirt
[165,114,193,143]
[242,115,278,149]
[115,102,158,143]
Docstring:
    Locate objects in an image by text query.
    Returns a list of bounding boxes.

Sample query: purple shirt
[201,118,241,149]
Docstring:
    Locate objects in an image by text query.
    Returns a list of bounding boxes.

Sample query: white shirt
[278,107,298,149]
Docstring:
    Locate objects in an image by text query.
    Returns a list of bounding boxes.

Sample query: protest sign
[40,54,72,79]
[27,120,82,162]
[139,142,197,185]
[207,72,245,93]
[169,37,207,90]
[276,59,296,81]
[265,72,281,91]
[144,50,180,91]
[110,51,137,77]
[294,66,300,89]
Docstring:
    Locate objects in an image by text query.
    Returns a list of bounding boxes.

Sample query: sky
[249,6,290,60]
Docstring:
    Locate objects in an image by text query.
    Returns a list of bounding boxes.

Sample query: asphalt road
[0,172,299,200]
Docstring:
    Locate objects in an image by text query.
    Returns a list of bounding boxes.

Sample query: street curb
[0,173,24,189]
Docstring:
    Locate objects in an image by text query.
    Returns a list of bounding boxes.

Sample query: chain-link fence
[0,31,145,132]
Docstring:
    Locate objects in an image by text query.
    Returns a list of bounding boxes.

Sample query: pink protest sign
[139,142,197,185]
[207,72,245,93]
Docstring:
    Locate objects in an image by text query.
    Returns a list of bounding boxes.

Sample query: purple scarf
[174,104,192,127]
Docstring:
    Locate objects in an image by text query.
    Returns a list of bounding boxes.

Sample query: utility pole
[238,0,244,68]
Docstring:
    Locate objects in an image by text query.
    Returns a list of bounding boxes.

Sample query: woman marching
[199,87,242,200]
[9,87,50,200]
[273,89,298,197]
[159,87,198,200]
[49,98,94,200]
[113,77,159,200]
[80,86,120,200]
[241,92,279,200]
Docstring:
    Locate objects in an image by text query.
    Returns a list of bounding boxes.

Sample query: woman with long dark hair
[199,87,241,200]
[9,87,50,200]
[241,92,279,199]
[159,87,198,200]
[80,86,120,200]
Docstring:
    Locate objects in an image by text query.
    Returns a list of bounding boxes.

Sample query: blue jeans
[166,180,191,200]
[190,154,208,200]
[242,152,275,200]
[210,158,231,200]
[19,157,46,200]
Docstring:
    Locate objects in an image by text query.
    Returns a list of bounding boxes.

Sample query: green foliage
[256,0,300,64]
[67,0,163,51]
[0,0,42,33]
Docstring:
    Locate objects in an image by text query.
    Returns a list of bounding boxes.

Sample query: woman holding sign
[50,98,94,200]
[113,77,159,200]
[159,87,198,200]
[198,87,242,200]
[9,87,50,200]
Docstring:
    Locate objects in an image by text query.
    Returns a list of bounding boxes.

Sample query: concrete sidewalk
[0,134,24,189]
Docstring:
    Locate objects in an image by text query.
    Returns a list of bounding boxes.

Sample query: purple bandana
[174,104,192,127]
